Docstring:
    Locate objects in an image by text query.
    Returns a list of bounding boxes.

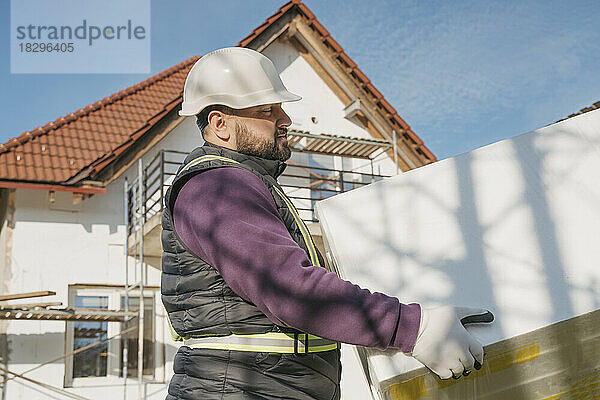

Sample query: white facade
[1,39,406,399]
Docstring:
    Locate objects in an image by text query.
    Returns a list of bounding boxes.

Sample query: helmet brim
[179,89,301,117]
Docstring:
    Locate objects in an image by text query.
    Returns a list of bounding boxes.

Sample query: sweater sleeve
[172,167,420,352]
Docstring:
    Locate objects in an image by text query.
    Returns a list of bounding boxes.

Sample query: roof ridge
[0,54,200,155]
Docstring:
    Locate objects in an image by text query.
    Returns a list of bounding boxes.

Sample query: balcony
[127,131,392,268]
[279,160,389,223]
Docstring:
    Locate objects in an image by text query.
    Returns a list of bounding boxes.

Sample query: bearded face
[234,120,292,162]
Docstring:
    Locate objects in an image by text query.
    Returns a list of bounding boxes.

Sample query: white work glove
[410,306,494,380]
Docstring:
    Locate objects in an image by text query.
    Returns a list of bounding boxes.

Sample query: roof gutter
[0,181,106,194]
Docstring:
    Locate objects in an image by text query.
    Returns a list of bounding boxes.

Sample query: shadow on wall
[4,332,65,365]
[11,185,122,235]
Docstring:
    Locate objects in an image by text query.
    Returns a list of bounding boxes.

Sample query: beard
[235,121,292,162]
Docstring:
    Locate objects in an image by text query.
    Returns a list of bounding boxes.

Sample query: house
[0,1,435,398]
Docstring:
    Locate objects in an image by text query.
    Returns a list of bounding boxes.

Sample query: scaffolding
[122,153,185,399]
[123,159,154,400]
[0,291,137,399]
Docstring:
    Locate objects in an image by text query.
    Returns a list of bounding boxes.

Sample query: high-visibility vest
[161,144,338,354]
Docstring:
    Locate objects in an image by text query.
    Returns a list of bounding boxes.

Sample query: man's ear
[208,110,231,141]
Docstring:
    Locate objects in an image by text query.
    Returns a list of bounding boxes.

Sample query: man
[161,47,493,399]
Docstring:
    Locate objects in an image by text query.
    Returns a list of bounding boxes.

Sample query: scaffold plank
[0,308,137,321]
[0,290,56,301]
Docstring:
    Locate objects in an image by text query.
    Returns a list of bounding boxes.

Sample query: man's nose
[276,107,292,128]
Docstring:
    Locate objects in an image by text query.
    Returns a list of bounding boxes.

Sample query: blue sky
[2,0,599,160]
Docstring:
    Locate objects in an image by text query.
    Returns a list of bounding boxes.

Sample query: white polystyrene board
[340,344,377,399]
[315,109,600,384]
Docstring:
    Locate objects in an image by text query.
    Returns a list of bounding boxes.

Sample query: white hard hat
[179,47,301,116]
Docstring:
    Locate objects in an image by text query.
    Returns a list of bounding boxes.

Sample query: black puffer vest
[161,143,326,340]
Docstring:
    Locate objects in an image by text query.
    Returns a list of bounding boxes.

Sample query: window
[64,285,164,387]
[72,296,109,378]
[120,296,154,377]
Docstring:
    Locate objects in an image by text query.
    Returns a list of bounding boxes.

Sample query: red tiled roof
[0,0,435,190]
[0,56,199,187]
[238,0,436,163]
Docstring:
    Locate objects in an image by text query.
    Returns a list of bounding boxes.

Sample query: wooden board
[0,291,56,301]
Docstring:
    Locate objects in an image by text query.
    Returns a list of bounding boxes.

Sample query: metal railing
[280,161,389,222]
[127,150,187,234]
[127,149,389,229]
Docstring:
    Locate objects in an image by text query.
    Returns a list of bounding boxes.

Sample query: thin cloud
[308,0,600,158]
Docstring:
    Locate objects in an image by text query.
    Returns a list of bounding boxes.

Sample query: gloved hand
[410,306,494,379]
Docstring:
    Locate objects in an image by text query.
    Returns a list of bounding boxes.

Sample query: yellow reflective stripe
[183,331,339,350]
[187,342,297,353]
[185,342,339,353]
[271,185,316,264]
[166,314,184,342]
[176,155,240,178]
[306,343,339,352]
[271,185,321,267]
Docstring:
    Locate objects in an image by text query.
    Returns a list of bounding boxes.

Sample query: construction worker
[161,47,493,399]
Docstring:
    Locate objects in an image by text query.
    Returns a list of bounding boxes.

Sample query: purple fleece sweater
[172,167,420,352]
